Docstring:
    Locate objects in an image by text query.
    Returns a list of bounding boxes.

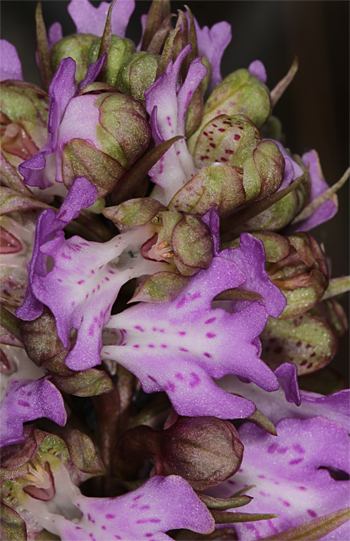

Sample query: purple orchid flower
[16,176,98,322]
[0,345,66,447]
[209,416,350,540]
[194,17,232,94]
[145,45,207,204]
[101,231,286,419]
[22,463,214,540]
[18,55,105,190]
[17,178,169,371]
[0,40,23,81]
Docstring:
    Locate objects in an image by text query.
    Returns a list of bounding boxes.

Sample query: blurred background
[1,0,349,376]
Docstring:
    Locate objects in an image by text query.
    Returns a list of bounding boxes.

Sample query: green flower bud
[190,114,261,169]
[253,231,329,318]
[117,51,159,106]
[51,33,97,83]
[0,81,49,166]
[189,68,271,151]
[87,34,136,87]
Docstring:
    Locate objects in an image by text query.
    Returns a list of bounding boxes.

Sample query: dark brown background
[1,1,349,376]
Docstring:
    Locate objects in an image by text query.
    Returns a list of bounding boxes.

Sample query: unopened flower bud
[190,114,261,169]
[114,417,244,491]
[254,231,329,318]
[87,34,136,87]
[60,90,151,196]
[117,51,159,106]
[189,68,271,151]
[0,81,49,167]
[154,416,244,490]
[51,34,97,83]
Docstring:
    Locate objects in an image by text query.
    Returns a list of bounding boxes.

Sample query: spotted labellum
[0,1,349,540]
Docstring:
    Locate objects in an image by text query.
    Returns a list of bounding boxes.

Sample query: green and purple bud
[114,416,244,491]
[87,34,136,87]
[188,67,271,151]
[51,33,97,83]
[116,51,159,106]
[0,81,49,170]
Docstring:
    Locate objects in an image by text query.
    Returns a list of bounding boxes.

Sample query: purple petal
[290,149,338,232]
[0,376,66,447]
[194,18,232,93]
[220,233,287,318]
[267,139,304,190]
[25,472,214,540]
[16,177,98,321]
[77,54,106,91]
[19,58,77,189]
[219,368,350,432]
[210,417,350,540]
[48,22,63,49]
[0,40,23,81]
[29,226,166,371]
[248,60,267,84]
[102,236,284,419]
[145,45,206,204]
[68,0,135,38]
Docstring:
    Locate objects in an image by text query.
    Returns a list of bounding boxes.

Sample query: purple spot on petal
[140,505,150,510]
[299,486,307,491]
[57,278,62,282]
[71,301,75,307]
[307,510,317,518]
[18,400,30,407]
[206,332,216,338]
[61,253,72,260]
[189,372,201,388]
[178,331,186,336]
[179,348,188,352]
[148,344,155,348]
[268,443,278,454]
[89,324,94,336]
[205,317,216,324]
[135,326,144,332]
[204,352,212,358]
[293,444,305,454]
[152,327,157,331]
[161,344,167,348]
[148,375,157,382]
[166,381,175,392]
[289,458,303,465]
[258,475,265,479]
[105,514,116,519]
[145,535,153,538]
[278,447,289,454]
[77,280,84,284]
[175,373,184,380]
[134,495,143,500]
[133,345,140,348]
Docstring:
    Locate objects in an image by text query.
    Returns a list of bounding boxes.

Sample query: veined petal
[68,0,135,38]
[0,40,23,81]
[145,45,206,204]
[210,417,350,540]
[194,18,232,93]
[102,234,285,419]
[23,467,214,540]
[16,177,98,321]
[33,226,167,371]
